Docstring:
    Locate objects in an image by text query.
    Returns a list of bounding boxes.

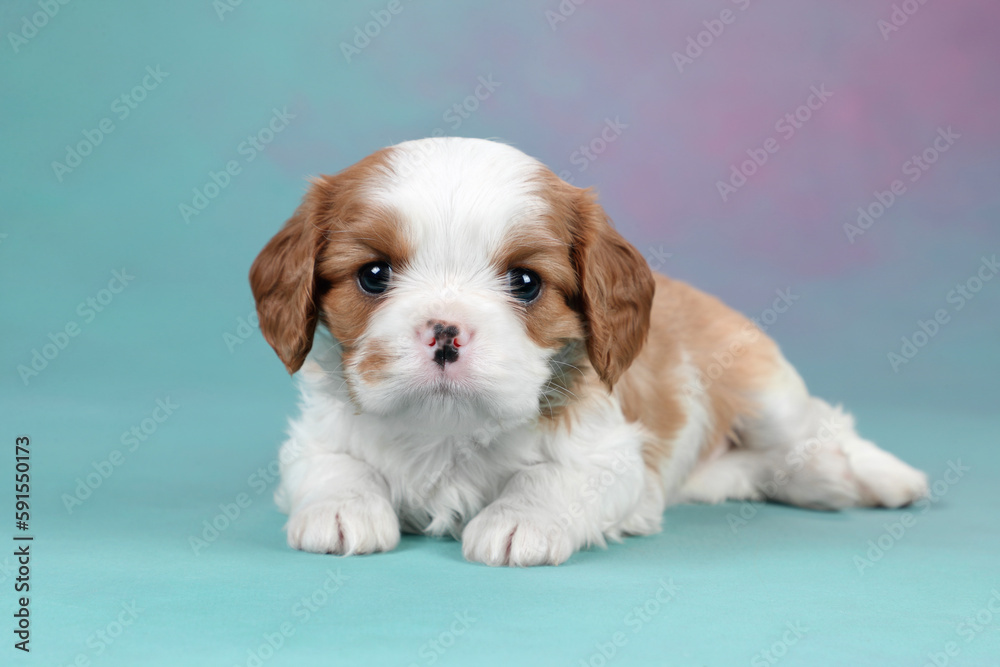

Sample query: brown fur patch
[492,222,584,353]
[531,170,656,389]
[510,168,657,421]
[249,199,322,374]
[249,148,411,373]
[614,277,687,469]
[616,274,783,472]
[314,206,411,351]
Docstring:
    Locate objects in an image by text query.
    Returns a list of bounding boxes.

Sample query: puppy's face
[251,138,654,433]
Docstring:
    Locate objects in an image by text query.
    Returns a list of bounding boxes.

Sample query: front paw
[462,504,574,567]
[286,495,400,555]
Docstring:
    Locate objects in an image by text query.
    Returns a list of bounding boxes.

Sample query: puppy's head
[250,138,654,432]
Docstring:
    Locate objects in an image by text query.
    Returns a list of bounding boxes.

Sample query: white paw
[462,505,575,567]
[843,439,929,508]
[286,495,400,555]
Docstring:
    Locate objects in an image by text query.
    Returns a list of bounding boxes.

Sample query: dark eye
[507,268,541,302]
[358,261,392,294]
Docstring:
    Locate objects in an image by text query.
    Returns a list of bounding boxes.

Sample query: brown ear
[570,188,655,388]
[249,190,325,374]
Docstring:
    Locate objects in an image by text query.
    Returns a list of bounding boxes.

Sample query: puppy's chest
[369,434,529,537]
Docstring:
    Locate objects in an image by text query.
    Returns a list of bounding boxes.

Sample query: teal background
[1,1,998,665]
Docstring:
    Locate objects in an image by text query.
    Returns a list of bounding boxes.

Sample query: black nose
[431,322,460,367]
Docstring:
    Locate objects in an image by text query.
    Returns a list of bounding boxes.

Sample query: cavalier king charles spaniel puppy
[250,137,927,566]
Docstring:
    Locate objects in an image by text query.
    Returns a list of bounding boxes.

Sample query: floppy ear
[570,188,655,388]
[249,188,326,374]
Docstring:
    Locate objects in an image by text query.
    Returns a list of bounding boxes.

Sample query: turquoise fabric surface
[7,405,1000,666]
[2,2,998,665]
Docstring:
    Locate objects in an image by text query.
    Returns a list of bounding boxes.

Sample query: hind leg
[681,356,927,509]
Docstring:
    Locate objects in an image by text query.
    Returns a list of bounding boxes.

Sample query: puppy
[250,137,927,566]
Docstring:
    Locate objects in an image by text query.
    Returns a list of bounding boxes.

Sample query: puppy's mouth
[413,366,482,400]
[349,347,482,401]
[417,372,468,394]
[346,358,541,433]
